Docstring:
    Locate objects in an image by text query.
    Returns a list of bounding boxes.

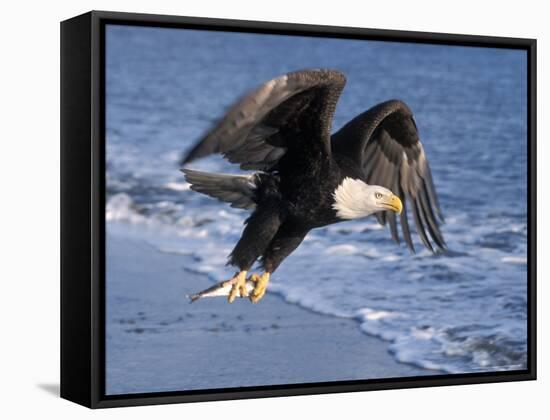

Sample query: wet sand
[106,233,433,395]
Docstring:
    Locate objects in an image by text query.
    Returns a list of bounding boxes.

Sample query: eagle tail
[181,169,258,210]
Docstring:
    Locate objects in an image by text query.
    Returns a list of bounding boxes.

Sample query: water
[106,25,528,374]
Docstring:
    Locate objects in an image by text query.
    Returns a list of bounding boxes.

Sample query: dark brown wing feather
[181,69,346,171]
[332,100,445,253]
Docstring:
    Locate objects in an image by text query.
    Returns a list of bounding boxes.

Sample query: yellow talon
[250,272,270,303]
[227,271,247,303]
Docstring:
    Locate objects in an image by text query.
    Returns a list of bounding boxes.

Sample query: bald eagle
[181,69,445,303]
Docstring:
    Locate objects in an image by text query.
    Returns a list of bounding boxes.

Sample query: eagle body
[181,69,445,303]
[226,158,343,273]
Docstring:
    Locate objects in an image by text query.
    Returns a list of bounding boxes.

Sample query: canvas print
[105,24,528,395]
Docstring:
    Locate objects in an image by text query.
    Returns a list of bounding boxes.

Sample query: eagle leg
[225,270,249,303]
[248,272,270,303]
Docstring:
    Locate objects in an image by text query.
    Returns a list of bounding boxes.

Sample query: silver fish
[187,280,255,302]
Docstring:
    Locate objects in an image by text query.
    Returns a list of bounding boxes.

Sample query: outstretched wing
[181,69,346,171]
[332,100,445,253]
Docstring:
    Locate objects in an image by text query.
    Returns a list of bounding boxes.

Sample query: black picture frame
[60,10,537,409]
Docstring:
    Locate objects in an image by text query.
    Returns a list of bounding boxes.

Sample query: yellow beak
[381,194,403,214]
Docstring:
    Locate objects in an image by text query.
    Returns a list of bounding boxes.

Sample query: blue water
[106,25,528,375]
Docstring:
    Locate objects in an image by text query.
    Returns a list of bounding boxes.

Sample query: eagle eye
[375,192,383,199]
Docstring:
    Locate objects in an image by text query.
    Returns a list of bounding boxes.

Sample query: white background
[0,0,547,418]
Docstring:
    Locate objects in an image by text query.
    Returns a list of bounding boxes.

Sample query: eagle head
[332,177,403,220]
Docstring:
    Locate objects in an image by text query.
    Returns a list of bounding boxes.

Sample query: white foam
[356,307,401,321]
[501,256,527,264]
[411,327,436,340]
[163,181,190,191]
[106,193,147,224]
[325,244,359,255]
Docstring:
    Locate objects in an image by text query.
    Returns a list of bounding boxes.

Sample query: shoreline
[106,228,436,395]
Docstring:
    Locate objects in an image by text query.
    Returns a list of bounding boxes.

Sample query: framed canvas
[60,10,536,408]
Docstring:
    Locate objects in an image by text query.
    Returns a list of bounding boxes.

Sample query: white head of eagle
[332,177,403,220]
